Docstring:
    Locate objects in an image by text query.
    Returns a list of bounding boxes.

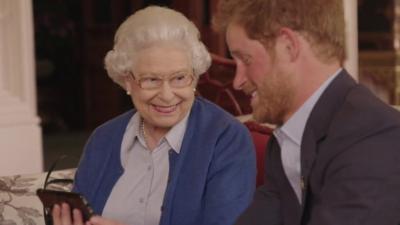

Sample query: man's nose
[232,66,247,90]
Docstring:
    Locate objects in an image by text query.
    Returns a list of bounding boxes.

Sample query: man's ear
[276,27,300,62]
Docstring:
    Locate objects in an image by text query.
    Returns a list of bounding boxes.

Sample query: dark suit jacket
[236,70,400,225]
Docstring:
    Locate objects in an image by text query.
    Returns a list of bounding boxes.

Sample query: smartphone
[36,189,95,222]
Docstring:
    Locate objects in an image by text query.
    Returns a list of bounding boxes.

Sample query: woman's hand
[52,203,85,225]
[88,216,127,225]
[52,203,126,225]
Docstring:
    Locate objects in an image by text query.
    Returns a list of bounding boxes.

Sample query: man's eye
[242,57,251,65]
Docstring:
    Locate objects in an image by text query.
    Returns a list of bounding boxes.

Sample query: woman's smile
[151,102,180,114]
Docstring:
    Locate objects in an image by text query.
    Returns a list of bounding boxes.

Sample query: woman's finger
[61,202,72,225]
[52,204,62,225]
[72,208,85,225]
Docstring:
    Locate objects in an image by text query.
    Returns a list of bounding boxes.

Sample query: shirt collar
[275,68,342,146]
[164,111,190,154]
[121,112,141,142]
[120,112,141,168]
[125,110,189,154]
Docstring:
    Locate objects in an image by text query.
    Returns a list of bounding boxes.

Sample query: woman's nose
[157,82,175,101]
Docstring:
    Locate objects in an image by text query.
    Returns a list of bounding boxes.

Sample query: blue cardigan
[73,97,256,225]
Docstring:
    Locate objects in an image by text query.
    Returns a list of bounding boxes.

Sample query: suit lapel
[300,70,357,204]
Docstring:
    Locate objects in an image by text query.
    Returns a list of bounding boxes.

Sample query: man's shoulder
[311,71,400,135]
[322,84,400,146]
[338,84,400,128]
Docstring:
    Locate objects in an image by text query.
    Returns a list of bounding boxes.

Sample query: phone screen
[36,189,94,222]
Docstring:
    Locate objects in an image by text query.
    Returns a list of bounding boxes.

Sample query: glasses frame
[128,71,195,90]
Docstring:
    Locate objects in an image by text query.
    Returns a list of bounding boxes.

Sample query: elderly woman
[52,6,255,225]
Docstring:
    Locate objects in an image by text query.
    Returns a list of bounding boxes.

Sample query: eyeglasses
[129,71,195,90]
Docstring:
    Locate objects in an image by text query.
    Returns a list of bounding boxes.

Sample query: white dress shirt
[273,69,341,203]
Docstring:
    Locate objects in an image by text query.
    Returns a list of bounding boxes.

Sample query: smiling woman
[50,6,257,225]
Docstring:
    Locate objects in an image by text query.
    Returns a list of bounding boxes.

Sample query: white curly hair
[104,6,211,89]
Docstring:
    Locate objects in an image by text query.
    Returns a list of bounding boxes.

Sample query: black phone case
[36,189,94,222]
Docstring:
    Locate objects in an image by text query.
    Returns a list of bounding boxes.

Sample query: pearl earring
[126,90,130,95]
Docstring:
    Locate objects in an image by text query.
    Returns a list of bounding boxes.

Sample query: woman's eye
[175,75,186,81]
[143,77,159,82]
[173,75,189,83]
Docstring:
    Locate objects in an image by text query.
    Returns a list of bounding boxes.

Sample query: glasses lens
[139,77,162,89]
[170,74,193,88]
[136,73,194,90]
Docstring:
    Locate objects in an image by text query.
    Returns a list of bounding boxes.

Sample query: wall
[344,0,359,79]
[0,0,43,175]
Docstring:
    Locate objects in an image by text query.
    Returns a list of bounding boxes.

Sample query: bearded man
[214,0,400,225]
